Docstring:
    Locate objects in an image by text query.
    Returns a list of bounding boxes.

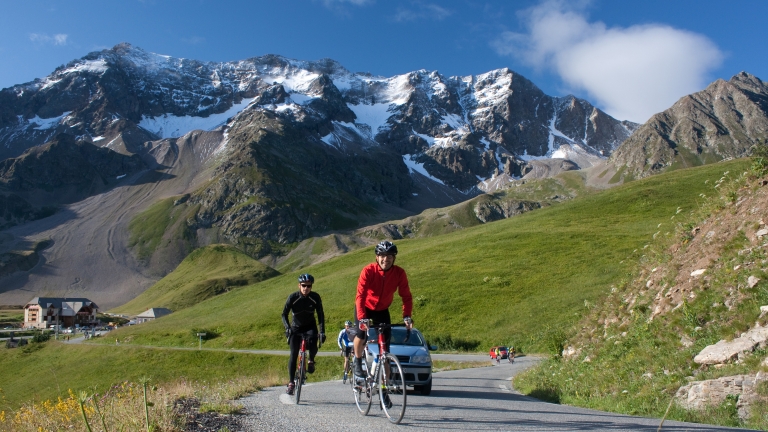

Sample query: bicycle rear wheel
[294,351,305,404]
[380,353,407,424]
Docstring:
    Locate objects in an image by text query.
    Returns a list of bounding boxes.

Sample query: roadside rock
[693,324,768,365]
[675,373,768,419]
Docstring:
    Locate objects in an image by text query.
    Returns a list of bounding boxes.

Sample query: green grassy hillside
[112,244,279,315]
[515,159,768,430]
[273,176,584,273]
[100,159,750,353]
[0,342,334,409]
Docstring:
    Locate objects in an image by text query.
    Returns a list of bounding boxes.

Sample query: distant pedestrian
[115,338,119,345]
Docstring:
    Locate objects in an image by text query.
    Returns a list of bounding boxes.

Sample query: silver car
[366,326,437,395]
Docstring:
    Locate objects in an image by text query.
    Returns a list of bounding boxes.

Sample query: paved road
[55,342,755,430]
[237,356,753,431]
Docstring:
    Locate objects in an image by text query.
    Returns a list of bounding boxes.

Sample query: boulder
[693,324,768,365]
[675,373,767,420]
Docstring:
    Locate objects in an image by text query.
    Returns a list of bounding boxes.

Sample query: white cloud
[493,1,723,123]
[394,3,452,22]
[30,33,69,46]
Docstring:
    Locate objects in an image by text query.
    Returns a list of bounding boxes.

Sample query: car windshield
[390,328,425,346]
[366,327,426,346]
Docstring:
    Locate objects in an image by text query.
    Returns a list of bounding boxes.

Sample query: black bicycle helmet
[374,240,398,256]
[298,273,314,284]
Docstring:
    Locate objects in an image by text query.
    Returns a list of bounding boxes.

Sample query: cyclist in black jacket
[282,273,326,395]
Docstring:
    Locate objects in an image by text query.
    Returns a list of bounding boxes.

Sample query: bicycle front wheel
[353,374,372,415]
[294,351,305,404]
[380,353,407,424]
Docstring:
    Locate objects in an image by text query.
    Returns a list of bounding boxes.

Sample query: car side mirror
[429,345,438,351]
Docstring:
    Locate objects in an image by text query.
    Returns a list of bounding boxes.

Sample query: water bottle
[370,355,379,376]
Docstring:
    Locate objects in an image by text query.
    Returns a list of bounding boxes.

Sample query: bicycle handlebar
[362,320,411,343]
[285,330,324,348]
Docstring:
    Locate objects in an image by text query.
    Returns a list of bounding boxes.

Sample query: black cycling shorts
[354,307,391,350]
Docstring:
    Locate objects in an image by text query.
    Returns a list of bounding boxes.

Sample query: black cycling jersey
[282,291,325,333]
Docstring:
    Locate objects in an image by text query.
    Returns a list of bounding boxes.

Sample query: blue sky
[1,0,766,123]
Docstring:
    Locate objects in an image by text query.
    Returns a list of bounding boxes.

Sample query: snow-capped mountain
[0,44,646,306]
[0,43,637,191]
[2,44,765,308]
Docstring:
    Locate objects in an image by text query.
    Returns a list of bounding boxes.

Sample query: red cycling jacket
[356,262,413,320]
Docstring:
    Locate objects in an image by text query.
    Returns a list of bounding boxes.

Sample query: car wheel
[419,379,432,395]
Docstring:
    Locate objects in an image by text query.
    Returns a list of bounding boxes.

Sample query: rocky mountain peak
[0,45,647,304]
[610,72,768,179]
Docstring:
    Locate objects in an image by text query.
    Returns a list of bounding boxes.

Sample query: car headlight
[410,355,431,364]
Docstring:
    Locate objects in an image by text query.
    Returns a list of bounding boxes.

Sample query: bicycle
[293,332,322,404]
[342,346,354,384]
[352,321,408,424]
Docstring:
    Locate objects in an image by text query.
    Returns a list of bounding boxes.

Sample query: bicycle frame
[294,335,308,404]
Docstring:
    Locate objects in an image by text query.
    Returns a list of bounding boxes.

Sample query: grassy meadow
[0,342,337,410]
[98,159,749,356]
[0,307,23,327]
[112,244,279,315]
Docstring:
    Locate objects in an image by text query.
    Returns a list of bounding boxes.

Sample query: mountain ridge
[610,71,768,178]
[0,44,764,308]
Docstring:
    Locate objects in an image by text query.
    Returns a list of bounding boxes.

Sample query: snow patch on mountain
[403,154,445,185]
[386,74,415,105]
[263,70,320,94]
[29,112,71,130]
[139,98,256,138]
[287,93,317,105]
[348,102,393,135]
[69,58,109,75]
[320,121,377,149]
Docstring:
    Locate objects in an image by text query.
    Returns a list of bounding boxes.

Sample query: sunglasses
[300,284,313,288]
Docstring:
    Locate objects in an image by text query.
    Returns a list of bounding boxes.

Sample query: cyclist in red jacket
[352,240,413,380]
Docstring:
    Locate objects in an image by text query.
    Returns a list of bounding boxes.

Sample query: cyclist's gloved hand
[320,333,326,344]
[285,328,292,340]
[359,319,369,331]
[404,316,413,329]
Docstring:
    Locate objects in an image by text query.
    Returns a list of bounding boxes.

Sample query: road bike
[342,347,354,384]
[352,321,408,424]
[293,332,321,404]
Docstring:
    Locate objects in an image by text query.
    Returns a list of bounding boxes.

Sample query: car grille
[403,373,430,382]
[396,355,410,363]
